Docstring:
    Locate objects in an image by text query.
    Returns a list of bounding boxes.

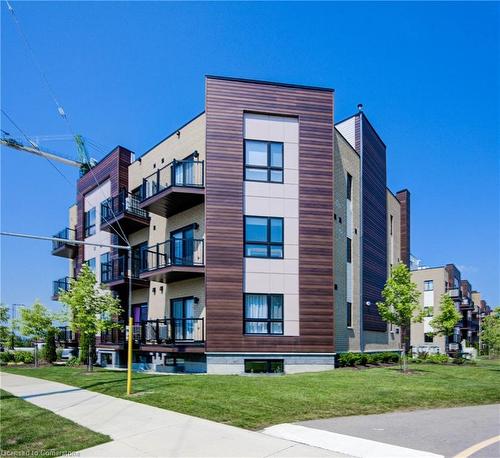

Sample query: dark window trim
[169,223,197,239]
[84,207,96,237]
[170,295,196,318]
[244,139,284,184]
[347,302,352,328]
[243,293,284,336]
[346,173,352,201]
[347,237,352,263]
[244,216,284,259]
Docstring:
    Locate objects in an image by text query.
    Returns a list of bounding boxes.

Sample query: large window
[244,140,283,183]
[84,207,96,237]
[347,237,352,263]
[347,302,352,328]
[244,359,284,374]
[244,294,283,335]
[346,173,352,201]
[424,280,434,291]
[424,333,434,343]
[245,216,283,258]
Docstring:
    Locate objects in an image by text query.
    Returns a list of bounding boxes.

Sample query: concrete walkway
[0,372,346,457]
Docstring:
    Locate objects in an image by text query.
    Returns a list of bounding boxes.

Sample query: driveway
[263,405,500,458]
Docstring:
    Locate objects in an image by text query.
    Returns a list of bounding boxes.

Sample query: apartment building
[51,75,410,374]
[410,264,486,354]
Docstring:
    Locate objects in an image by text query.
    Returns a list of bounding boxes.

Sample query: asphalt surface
[298,404,500,458]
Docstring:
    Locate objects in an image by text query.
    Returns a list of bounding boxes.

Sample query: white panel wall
[243,114,300,336]
[83,180,111,282]
[423,290,434,308]
[336,117,356,150]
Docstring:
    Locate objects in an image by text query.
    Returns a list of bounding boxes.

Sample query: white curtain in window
[246,295,267,318]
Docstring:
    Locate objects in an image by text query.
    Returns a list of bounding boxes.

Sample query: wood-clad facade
[396,189,411,267]
[205,76,335,353]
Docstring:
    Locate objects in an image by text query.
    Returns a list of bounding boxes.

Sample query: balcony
[446,287,461,299]
[101,256,149,290]
[52,277,71,301]
[139,159,205,217]
[460,297,474,310]
[97,325,125,349]
[139,239,204,283]
[137,318,205,352]
[52,228,77,258]
[101,191,150,234]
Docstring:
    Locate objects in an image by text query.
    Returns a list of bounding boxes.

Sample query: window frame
[424,280,434,291]
[84,207,96,237]
[347,302,352,328]
[86,257,96,272]
[243,293,284,336]
[244,139,284,184]
[244,216,284,259]
[347,237,352,263]
[244,359,284,374]
[346,173,353,201]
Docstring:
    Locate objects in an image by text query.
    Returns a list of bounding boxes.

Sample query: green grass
[0,389,110,455]
[3,360,500,430]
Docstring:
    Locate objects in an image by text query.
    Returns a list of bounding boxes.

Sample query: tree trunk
[34,344,38,368]
[88,340,92,372]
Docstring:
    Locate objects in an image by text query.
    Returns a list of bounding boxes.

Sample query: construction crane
[0,131,95,175]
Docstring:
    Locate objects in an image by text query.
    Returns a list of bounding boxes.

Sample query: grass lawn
[0,389,110,455]
[2,360,499,430]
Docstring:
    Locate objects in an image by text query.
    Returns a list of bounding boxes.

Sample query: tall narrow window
[347,302,352,328]
[390,215,393,235]
[244,294,283,335]
[346,173,352,200]
[424,280,433,291]
[100,252,111,282]
[245,140,284,183]
[245,216,283,258]
[86,257,96,272]
[84,207,96,237]
[347,237,352,263]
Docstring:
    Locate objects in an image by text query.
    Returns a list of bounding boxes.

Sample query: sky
[1,1,499,312]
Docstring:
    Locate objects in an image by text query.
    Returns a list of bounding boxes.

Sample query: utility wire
[5,1,130,247]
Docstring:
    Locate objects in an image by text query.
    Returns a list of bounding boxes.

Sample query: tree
[43,328,58,363]
[0,304,9,347]
[59,264,122,371]
[430,294,462,352]
[480,308,500,358]
[18,300,58,367]
[377,263,422,372]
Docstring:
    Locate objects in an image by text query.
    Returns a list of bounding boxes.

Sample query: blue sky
[1,1,499,311]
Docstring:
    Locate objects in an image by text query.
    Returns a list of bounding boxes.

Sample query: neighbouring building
[410,264,487,354]
[51,75,410,374]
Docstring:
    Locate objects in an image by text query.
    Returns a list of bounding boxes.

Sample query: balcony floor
[52,244,77,258]
[140,186,205,218]
[139,265,205,283]
[101,212,150,234]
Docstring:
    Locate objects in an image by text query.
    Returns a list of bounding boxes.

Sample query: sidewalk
[0,372,345,457]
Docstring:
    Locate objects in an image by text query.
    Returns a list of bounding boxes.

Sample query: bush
[66,356,79,367]
[427,354,449,364]
[79,333,96,367]
[358,354,368,366]
[43,329,57,363]
[369,353,383,364]
[0,352,15,364]
[13,351,34,364]
[56,348,63,361]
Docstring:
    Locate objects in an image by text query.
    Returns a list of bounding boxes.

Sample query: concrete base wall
[206,353,336,375]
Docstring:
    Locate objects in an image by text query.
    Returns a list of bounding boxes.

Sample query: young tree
[377,263,422,372]
[480,308,500,358]
[18,300,58,367]
[43,328,58,363]
[59,263,122,372]
[0,304,9,348]
[430,294,462,353]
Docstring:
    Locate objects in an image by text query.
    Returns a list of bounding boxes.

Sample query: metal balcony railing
[101,191,148,224]
[53,277,71,298]
[138,318,205,344]
[57,326,76,343]
[141,159,204,201]
[52,228,76,251]
[101,256,142,283]
[99,325,125,345]
[140,239,204,272]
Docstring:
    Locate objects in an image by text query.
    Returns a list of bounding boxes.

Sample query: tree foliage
[43,328,58,363]
[377,263,422,327]
[18,300,57,341]
[59,264,122,371]
[0,304,9,345]
[480,308,500,357]
[430,294,462,339]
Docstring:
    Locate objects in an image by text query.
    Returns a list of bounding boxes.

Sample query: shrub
[0,352,14,364]
[427,354,449,364]
[389,352,400,363]
[56,348,63,361]
[370,353,383,364]
[13,351,34,364]
[452,357,465,365]
[43,329,57,363]
[66,356,79,367]
[358,354,368,366]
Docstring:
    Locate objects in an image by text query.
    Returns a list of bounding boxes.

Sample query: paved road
[297,405,500,458]
[1,372,345,457]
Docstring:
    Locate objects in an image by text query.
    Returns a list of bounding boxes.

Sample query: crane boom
[0,138,82,168]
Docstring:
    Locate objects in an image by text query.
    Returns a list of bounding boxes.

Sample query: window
[346,173,352,200]
[424,333,434,343]
[347,237,352,263]
[245,216,283,258]
[86,257,96,272]
[347,302,352,328]
[132,303,149,324]
[244,359,284,374]
[245,140,283,183]
[84,207,96,237]
[424,280,434,291]
[390,215,393,236]
[244,294,283,335]
[100,252,110,282]
[423,306,434,317]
